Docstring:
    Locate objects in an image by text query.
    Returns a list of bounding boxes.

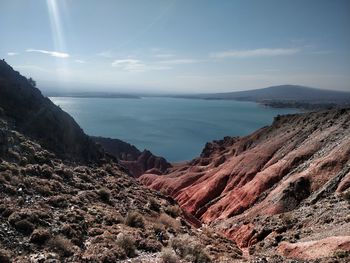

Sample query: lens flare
[46,0,69,81]
[46,0,65,51]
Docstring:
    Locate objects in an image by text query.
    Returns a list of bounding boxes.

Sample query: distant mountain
[45,91,140,99]
[173,85,350,109]
[197,85,350,102]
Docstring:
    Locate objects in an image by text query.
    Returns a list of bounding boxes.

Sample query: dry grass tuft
[160,248,178,263]
[116,233,136,257]
[48,235,74,257]
[125,211,144,228]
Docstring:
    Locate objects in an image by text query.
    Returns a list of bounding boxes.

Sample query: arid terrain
[140,109,350,262]
[0,60,242,262]
[1,60,349,262]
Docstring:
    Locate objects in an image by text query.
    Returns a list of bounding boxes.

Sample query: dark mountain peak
[0,59,102,163]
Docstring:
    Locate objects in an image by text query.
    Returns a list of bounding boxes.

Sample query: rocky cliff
[92,136,171,177]
[140,108,350,261]
[0,60,102,163]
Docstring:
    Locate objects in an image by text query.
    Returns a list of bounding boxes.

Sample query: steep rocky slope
[140,108,350,262]
[0,61,242,262]
[92,136,171,177]
[0,115,242,262]
[0,60,103,163]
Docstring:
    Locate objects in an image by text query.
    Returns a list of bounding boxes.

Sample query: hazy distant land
[45,91,141,99]
[47,85,350,110]
[169,85,350,110]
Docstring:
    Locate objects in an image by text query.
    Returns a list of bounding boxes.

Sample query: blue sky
[1,0,349,93]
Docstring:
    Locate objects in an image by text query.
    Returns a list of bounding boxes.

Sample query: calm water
[50,97,298,162]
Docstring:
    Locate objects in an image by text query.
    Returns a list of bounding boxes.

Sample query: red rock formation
[278,236,350,260]
[140,108,350,261]
[93,137,171,177]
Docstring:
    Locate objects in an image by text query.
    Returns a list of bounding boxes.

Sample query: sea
[50,97,299,162]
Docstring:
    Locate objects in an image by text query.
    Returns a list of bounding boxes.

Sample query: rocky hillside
[140,108,350,262]
[0,60,102,163]
[92,136,171,177]
[0,60,242,262]
[0,115,242,262]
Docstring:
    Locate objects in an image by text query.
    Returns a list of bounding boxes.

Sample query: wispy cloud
[26,49,70,58]
[158,59,198,65]
[97,51,113,58]
[112,59,170,72]
[154,53,175,58]
[74,59,86,64]
[211,48,300,58]
[7,52,19,56]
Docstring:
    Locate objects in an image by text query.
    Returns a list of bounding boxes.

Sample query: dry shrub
[48,235,74,257]
[30,228,51,245]
[98,188,111,203]
[334,249,349,258]
[125,211,144,228]
[14,219,34,235]
[165,205,181,218]
[171,235,211,263]
[104,213,124,225]
[116,233,136,257]
[148,198,160,212]
[343,190,350,203]
[158,213,181,230]
[161,248,178,263]
[0,249,11,263]
[153,222,165,235]
[47,195,69,208]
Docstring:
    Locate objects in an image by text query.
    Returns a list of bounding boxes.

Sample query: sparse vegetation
[334,249,349,258]
[165,205,182,218]
[116,233,136,257]
[48,235,74,257]
[342,190,350,203]
[30,228,51,245]
[27,77,36,87]
[148,197,160,212]
[0,249,11,263]
[161,248,178,263]
[14,219,35,235]
[125,211,144,228]
[98,187,111,203]
[158,213,181,230]
[171,235,212,263]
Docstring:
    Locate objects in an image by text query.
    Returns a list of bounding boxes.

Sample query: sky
[0,0,350,94]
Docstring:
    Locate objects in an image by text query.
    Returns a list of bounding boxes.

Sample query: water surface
[50,97,298,162]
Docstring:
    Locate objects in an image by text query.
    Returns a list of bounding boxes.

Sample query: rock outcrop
[92,136,171,177]
[140,108,350,262]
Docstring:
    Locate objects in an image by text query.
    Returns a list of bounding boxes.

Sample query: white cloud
[112,59,145,71]
[75,59,86,63]
[7,52,19,56]
[158,59,198,65]
[26,49,70,58]
[112,59,170,72]
[211,48,300,58]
